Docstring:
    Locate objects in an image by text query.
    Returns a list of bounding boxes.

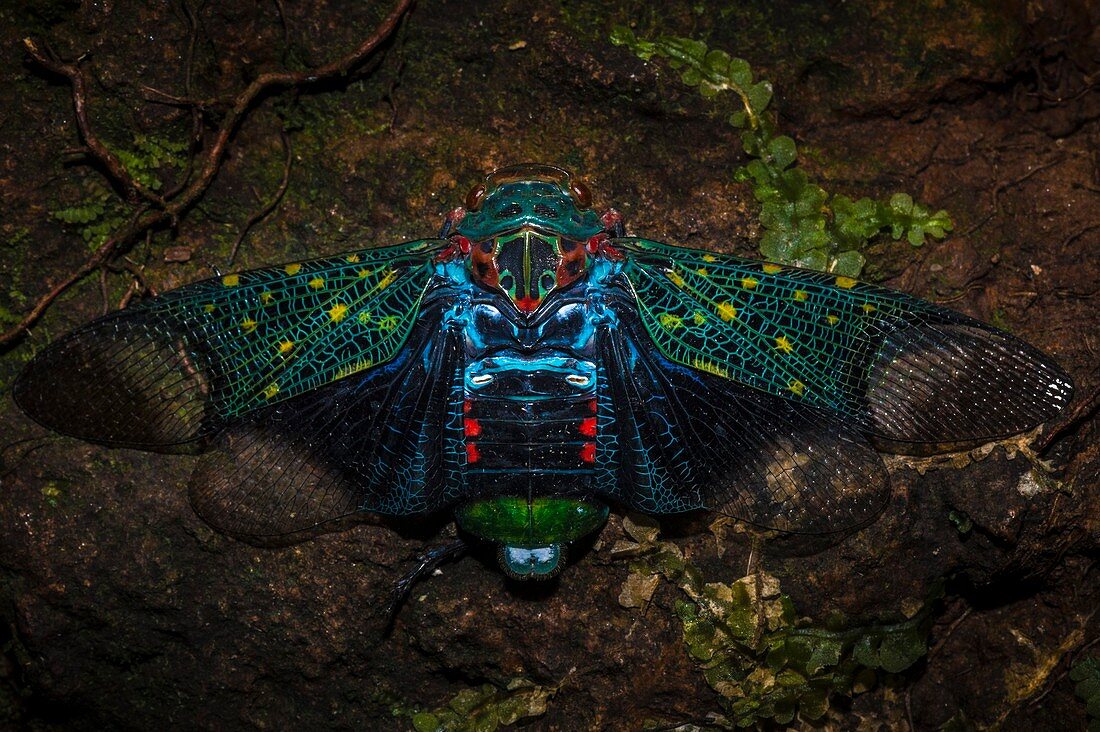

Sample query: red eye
[465,183,487,211]
[569,179,592,209]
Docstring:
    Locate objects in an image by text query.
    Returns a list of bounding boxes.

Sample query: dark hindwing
[13,240,446,452]
[189,314,466,541]
[594,318,890,534]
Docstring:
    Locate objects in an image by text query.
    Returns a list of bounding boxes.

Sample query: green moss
[403,678,554,732]
[0,226,31,326]
[610,28,953,277]
[618,515,937,727]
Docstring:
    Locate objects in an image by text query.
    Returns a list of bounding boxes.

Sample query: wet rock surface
[0,0,1097,729]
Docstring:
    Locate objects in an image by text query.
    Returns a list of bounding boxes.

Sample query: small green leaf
[727,57,752,88]
[766,136,797,170]
[411,712,440,732]
[745,81,773,114]
[703,49,731,78]
[805,638,843,674]
[829,250,866,278]
[889,192,914,216]
[794,249,828,272]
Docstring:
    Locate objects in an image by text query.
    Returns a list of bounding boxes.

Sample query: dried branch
[2,0,416,348]
[22,38,166,207]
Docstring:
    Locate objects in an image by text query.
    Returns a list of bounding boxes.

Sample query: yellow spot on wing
[861,303,877,313]
[376,269,399,291]
[358,311,372,324]
[658,313,683,330]
[346,254,360,263]
[203,304,215,313]
[741,277,758,289]
[793,290,808,302]
[775,335,794,353]
[788,380,805,396]
[336,359,373,380]
[836,276,857,289]
[241,318,258,333]
[278,340,294,354]
[222,274,240,287]
[328,303,349,322]
[666,269,685,287]
[826,314,840,325]
[377,315,398,332]
[259,291,275,305]
[262,383,279,399]
[695,267,709,276]
[309,276,326,290]
[358,269,370,278]
[702,254,717,263]
[692,311,706,325]
[285,263,301,275]
[692,357,729,378]
[762,263,782,274]
[716,302,738,321]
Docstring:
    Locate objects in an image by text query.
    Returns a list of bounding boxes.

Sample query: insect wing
[188,314,466,539]
[593,318,890,534]
[616,238,1073,447]
[14,239,447,451]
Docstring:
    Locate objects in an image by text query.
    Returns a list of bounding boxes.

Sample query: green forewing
[14,239,445,450]
[619,237,1073,445]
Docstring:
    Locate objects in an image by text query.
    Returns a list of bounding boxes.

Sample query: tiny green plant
[610,28,952,278]
[1070,656,1100,732]
[51,135,186,250]
[617,515,934,727]
[406,678,553,732]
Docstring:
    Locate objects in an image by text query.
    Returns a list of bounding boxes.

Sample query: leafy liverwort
[14,164,1074,579]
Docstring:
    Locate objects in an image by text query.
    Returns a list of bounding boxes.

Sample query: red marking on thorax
[579,417,597,437]
[464,418,481,437]
[466,443,481,463]
[579,442,596,463]
[514,295,540,313]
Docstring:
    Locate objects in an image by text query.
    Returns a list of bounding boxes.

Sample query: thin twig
[179,0,415,210]
[961,157,1063,237]
[161,0,205,202]
[3,0,416,348]
[228,130,293,265]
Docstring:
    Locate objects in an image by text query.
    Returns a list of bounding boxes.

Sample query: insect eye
[569,180,592,209]
[466,183,487,211]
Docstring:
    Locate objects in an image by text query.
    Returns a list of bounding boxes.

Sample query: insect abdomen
[462,354,598,489]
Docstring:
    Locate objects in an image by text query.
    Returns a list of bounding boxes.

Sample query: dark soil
[0,0,1097,730]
